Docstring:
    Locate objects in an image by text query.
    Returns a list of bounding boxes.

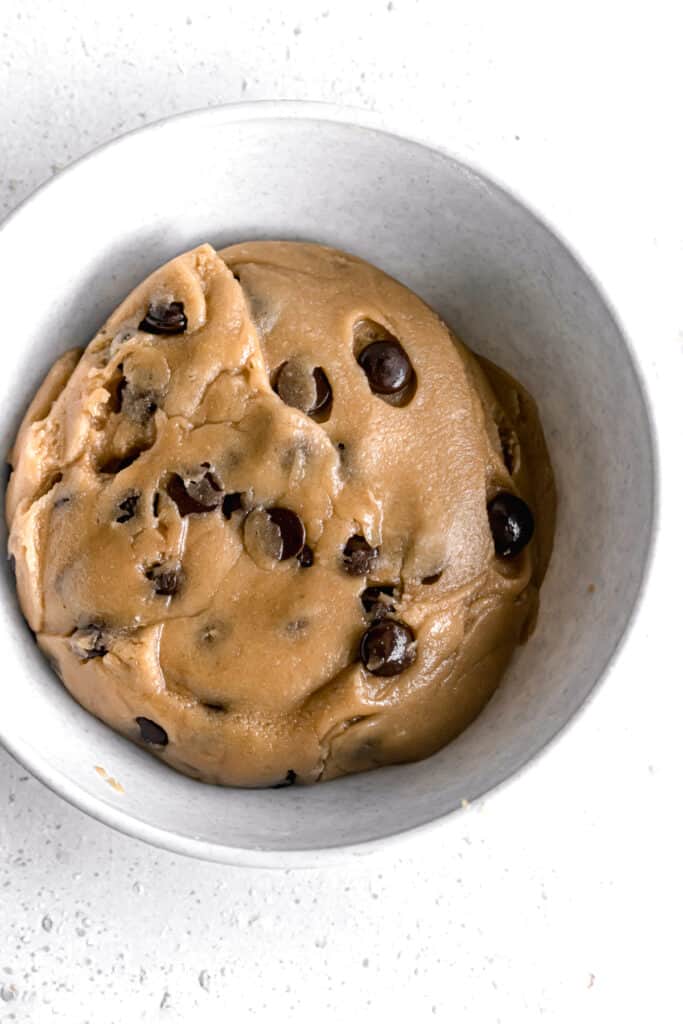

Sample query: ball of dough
[5,242,554,786]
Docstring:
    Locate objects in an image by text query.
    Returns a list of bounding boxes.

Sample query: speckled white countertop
[1,2,681,1021]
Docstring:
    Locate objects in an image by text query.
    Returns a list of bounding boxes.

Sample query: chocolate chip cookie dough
[5,242,555,786]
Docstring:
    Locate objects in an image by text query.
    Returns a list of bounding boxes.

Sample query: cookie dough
[5,242,555,786]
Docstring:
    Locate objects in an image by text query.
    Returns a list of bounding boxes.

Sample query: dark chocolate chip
[272,769,297,788]
[167,472,221,516]
[297,544,314,568]
[342,535,379,576]
[266,507,306,560]
[222,492,243,520]
[135,716,168,746]
[138,301,187,335]
[357,340,414,395]
[199,622,227,646]
[145,562,182,596]
[360,619,416,677]
[70,625,109,661]
[274,362,332,417]
[361,585,396,617]
[285,618,308,636]
[121,385,158,424]
[116,492,140,523]
[487,492,535,558]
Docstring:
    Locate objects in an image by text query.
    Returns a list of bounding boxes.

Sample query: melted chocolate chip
[145,562,182,596]
[266,507,306,559]
[116,492,139,523]
[343,535,378,576]
[361,585,396,617]
[135,716,168,746]
[360,619,416,677]
[275,361,332,417]
[297,544,314,568]
[357,340,414,396]
[222,492,243,520]
[70,625,109,661]
[138,301,187,335]
[272,769,297,788]
[487,492,535,558]
[167,472,221,516]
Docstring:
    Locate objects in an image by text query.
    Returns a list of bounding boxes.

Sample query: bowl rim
[0,99,660,868]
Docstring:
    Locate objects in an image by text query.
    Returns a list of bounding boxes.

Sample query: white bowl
[0,103,656,866]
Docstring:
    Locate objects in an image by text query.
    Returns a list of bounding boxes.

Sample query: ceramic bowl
[0,103,656,865]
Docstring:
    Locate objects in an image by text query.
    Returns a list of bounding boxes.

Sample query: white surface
[0,0,680,1020]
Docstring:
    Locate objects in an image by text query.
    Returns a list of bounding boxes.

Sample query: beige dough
[5,241,554,786]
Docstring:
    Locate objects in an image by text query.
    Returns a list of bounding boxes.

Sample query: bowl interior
[0,108,655,861]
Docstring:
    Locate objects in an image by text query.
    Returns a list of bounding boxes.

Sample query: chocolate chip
[135,716,168,746]
[361,585,396,617]
[342,535,378,576]
[357,340,414,396]
[360,619,416,677]
[145,562,182,596]
[167,472,221,516]
[138,301,187,335]
[285,618,308,636]
[199,622,227,646]
[222,492,243,520]
[271,769,297,788]
[116,492,139,523]
[297,544,314,568]
[70,625,109,661]
[487,492,534,558]
[275,361,332,417]
[266,507,306,560]
[121,385,158,424]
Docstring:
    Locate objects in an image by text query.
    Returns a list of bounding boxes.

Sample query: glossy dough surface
[6,242,554,786]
